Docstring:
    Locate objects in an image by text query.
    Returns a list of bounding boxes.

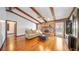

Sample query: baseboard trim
[17,34,25,37]
[7,33,14,35]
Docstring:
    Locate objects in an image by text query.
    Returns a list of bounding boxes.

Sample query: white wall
[0,20,3,48]
[6,12,36,36]
[0,7,6,48]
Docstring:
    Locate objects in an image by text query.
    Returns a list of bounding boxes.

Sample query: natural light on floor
[39,45,50,51]
[55,37,63,50]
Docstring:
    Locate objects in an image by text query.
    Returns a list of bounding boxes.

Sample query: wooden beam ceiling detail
[30,7,47,22]
[68,7,76,19]
[41,18,68,24]
[49,7,56,36]
[9,7,12,11]
[50,7,56,20]
[6,10,37,24]
[50,18,68,22]
[15,7,41,24]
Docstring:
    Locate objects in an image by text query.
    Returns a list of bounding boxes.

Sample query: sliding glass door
[55,22,64,37]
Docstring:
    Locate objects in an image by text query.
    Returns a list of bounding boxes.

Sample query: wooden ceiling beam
[68,7,76,19]
[15,7,41,24]
[30,7,47,22]
[49,7,56,36]
[50,7,56,20]
[50,18,68,22]
[6,10,37,24]
[41,18,68,24]
[9,7,12,11]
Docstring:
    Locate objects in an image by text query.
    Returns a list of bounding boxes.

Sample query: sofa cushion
[25,29,32,34]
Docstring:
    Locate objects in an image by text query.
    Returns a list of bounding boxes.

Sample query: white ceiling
[12,7,74,23]
[35,7,53,21]
[54,7,73,20]
[12,8,39,23]
[19,7,44,22]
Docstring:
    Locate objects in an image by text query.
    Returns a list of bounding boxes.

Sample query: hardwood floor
[2,35,69,51]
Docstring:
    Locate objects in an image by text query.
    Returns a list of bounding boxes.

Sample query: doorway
[6,20,17,37]
[55,22,64,37]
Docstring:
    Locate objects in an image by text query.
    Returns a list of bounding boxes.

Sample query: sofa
[25,29,42,39]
